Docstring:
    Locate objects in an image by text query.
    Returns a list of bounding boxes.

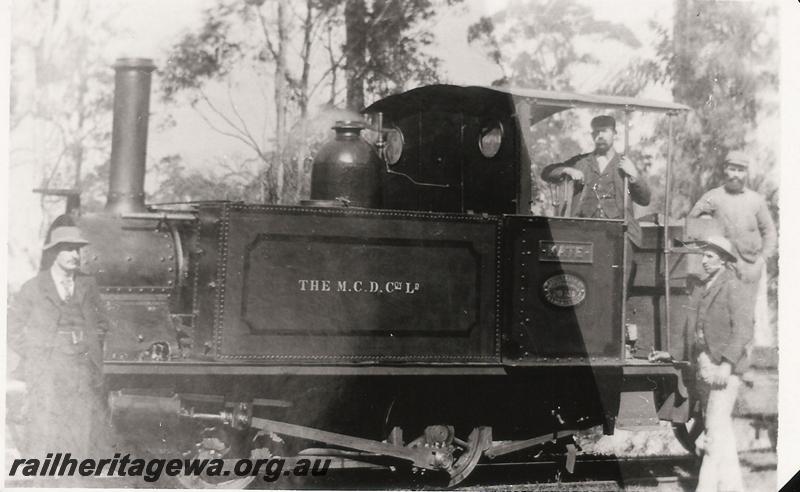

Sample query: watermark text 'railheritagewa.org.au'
[8,453,332,482]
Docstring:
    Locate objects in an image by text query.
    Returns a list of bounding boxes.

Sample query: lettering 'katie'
[538,241,594,263]
[297,280,421,294]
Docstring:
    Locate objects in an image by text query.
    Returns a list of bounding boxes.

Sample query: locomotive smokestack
[106,58,156,214]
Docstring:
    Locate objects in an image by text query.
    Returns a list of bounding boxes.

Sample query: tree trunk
[274,0,288,203]
[344,0,367,111]
[298,0,313,117]
[326,24,338,106]
[672,0,692,103]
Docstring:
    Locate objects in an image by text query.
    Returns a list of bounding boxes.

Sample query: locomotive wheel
[447,427,492,487]
[404,426,492,487]
[176,426,256,489]
[672,416,705,455]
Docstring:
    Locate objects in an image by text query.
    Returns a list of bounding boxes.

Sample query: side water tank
[309,121,381,208]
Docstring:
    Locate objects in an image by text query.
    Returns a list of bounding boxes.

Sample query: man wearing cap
[7,226,111,462]
[540,115,651,245]
[689,150,777,346]
[686,236,752,492]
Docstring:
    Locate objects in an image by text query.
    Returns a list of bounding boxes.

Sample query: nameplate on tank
[538,241,594,264]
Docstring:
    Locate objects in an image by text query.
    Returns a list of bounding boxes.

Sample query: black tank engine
[48,59,699,486]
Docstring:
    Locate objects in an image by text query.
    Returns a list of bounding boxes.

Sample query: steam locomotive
[36,58,705,487]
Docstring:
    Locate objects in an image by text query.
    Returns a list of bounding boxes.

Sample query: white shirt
[705,269,722,290]
[595,148,616,174]
[50,267,75,302]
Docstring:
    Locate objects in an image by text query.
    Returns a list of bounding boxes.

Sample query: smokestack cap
[113,58,157,71]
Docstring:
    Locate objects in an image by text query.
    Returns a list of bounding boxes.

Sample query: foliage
[467,0,641,213]
[9,0,118,280]
[147,154,262,203]
[160,5,244,103]
[613,0,778,221]
[157,0,457,205]
[610,0,780,333]
[354,0,449,101]
[467,0,640,90]
[11,0,116,197]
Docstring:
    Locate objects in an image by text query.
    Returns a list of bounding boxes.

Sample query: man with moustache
[7,226,112,466]
[541,115,651,245]
[689,151,777,346]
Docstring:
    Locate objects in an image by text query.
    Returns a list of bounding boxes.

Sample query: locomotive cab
[358,85,690,366]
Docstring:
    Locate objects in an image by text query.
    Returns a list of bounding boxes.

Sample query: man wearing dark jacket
[7,226,111,461]
[687,236,752,492]
[540,115,651,246]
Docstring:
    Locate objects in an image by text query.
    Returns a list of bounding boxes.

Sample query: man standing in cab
[540,115,651,246]
[689,150,777,346]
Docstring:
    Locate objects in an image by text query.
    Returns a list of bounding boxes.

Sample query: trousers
[747,263,770,347]
[696,373,744,492]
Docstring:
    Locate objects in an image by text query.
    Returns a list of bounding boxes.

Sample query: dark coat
[7,270,108,377]
[7,270,112,457]
[541,152,651,246]
[685,268,753,374]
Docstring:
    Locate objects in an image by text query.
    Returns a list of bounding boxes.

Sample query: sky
[92,0,674,176]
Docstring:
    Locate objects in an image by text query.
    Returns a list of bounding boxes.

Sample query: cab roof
[363,85,690,125]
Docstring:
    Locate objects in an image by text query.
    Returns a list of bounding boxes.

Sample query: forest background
[5,0,799,484]
[8,0,781,321]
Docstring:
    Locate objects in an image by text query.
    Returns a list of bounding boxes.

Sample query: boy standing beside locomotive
[7,226,114,482]
[686,236,752,492]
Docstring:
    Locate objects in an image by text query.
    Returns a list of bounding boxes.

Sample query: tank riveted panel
[195,203,500,362]
[309,121,382,208]
[504,216,624,362]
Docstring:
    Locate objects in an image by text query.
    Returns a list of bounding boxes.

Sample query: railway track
[229,453,700,490]
[11,451,777,489]
[455,455,698,490]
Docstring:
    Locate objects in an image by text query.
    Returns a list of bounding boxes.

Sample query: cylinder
[106,58,156,214]
[310,121,381,208]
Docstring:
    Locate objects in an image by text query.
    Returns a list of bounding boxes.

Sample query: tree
[158,0,456,206]
[467,0,640,214]
[11,0,115,202]
[145,154,264,203]
[353,0,450,104]
[615,0,779,219]
[606,0,779,331]
[9,0,117,286]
